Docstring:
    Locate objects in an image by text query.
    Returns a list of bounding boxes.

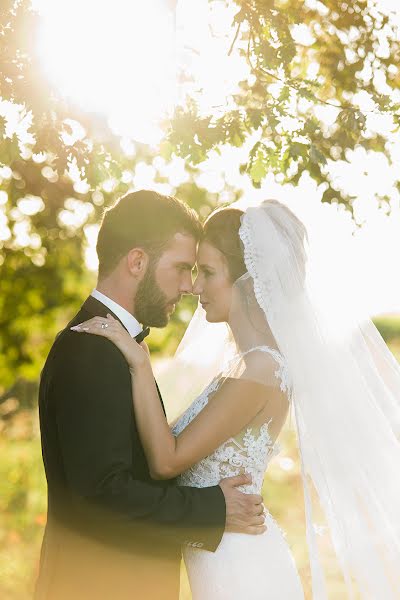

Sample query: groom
[35,190,264,600]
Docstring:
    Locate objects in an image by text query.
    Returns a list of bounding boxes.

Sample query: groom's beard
[135,263,172,327]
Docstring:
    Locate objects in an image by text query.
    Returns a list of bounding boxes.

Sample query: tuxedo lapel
[78,296,166,417]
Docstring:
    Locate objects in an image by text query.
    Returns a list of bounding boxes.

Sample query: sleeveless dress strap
[239,345,292,396]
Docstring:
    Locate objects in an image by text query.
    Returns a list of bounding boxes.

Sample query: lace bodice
[172,346,290,494]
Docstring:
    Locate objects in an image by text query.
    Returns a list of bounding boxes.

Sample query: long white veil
[158,199,400,598]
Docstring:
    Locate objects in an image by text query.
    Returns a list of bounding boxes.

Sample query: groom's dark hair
[96,190,202,279]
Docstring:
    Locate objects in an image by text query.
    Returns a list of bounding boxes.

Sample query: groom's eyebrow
[177,261,195,270]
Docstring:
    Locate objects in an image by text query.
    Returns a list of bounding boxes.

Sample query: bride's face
[193,241,233,323]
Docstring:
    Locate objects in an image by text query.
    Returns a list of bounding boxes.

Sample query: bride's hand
[70,313,149,370]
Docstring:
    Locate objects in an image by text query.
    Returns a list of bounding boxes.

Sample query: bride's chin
[204,311,215,323]
[205,312,224,324]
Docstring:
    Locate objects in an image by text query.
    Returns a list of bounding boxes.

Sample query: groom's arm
[52,331,226,551]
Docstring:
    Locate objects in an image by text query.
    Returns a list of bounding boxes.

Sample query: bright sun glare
[35,0,177,144]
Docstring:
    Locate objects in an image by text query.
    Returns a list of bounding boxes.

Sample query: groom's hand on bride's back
[219,474,267,535]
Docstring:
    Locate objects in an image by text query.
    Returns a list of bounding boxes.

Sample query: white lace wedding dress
[172,347,304,600]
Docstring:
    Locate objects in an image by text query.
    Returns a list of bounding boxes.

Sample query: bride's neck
[227,318,250,354]
[227,315,277,354]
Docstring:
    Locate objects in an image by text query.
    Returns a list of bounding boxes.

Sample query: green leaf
[249,154,268,183]
[248,143,272,183]
[309,145,327,166]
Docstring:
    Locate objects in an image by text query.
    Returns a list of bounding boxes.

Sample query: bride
[74,200,400,599]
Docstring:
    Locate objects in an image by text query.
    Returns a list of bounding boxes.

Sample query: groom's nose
[179,272,193,295]
[192,276,202,296]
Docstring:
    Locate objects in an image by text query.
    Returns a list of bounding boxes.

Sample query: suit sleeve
[52,332,225,551]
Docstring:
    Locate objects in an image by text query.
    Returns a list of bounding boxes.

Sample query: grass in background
[0,410,46,600]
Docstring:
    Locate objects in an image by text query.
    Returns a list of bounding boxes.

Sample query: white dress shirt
[90,289,143,338]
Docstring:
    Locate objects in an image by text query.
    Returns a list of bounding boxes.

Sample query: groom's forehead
[162,232,197,263]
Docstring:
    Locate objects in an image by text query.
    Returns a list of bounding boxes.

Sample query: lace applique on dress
[172,346,290,495]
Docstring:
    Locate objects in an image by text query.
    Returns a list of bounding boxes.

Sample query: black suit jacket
[35,296,226,600]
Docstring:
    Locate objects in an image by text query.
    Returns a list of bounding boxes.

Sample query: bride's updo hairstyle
[202,208,247,282]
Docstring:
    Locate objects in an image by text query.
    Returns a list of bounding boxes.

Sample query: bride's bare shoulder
[232,347,286,390]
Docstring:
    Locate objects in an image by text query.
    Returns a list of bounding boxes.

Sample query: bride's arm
[130,359,279,480]
[71,314,287,480]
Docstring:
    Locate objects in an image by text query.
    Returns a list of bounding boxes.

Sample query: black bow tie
[135,327,150,344]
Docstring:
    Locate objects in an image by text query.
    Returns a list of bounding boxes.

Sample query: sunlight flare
[35,0,177,144]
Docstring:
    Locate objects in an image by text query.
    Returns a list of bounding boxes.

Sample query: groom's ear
[126,247,149,279]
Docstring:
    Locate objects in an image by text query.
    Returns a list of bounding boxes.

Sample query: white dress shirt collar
[90,289,142,338]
